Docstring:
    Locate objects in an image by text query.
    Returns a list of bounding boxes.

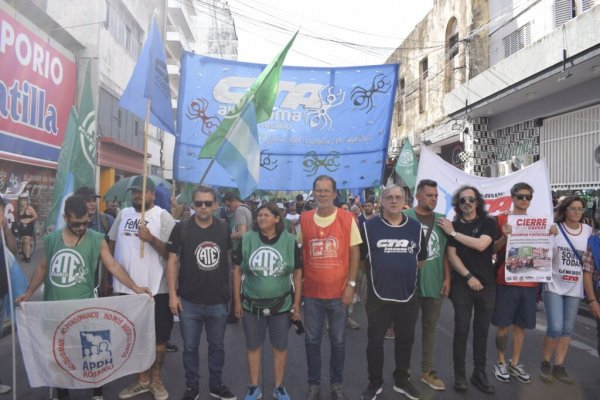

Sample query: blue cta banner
[175,52,398,190]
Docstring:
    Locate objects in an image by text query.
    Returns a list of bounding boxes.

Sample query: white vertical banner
[17,294,155,388]
[415,147,553,219]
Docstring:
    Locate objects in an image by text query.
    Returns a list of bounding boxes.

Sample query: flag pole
[140,97,150,257]
[2,229,18,400]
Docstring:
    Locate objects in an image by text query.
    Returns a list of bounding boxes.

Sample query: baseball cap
[75,186,100,199]
[128,176,155,192]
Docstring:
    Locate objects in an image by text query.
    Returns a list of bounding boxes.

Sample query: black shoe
[360,383,382,400]
[209,384,236,400]
[552,364,574,384]
[454,376,468,391]
[166,342,178,352]
[470,371,495,394]
[393,379,421,400]
[540,361,553,383]
[182,387,199,400]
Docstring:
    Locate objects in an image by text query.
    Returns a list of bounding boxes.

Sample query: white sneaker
[0,384,11,394]
[493,362,510,383]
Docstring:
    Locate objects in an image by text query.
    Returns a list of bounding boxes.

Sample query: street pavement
[1,247,599,400]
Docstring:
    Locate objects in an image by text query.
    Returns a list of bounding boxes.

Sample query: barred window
[503,23,531,58]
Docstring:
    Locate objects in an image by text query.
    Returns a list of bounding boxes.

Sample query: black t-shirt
[448,216,498,286]
[167,217,232,304]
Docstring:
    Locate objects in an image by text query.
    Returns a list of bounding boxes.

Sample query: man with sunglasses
[490,183,552,385]
[16,195,151,400]
[438,186,498,394]
[166,186,236,400]
[108,176,176,400]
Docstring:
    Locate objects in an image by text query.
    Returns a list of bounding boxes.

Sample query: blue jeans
[543,291,580,338]
[179,299,228,390]
[303,297,347,386]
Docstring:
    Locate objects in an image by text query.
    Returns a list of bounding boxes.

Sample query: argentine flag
[215,102,260,199]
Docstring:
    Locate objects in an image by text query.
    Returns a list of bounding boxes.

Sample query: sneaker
[331,384,347,400]
[91,397,103,400]
[182,387,199,400]
[0,384,11,394]
[347,317,360,330]
[210,384,237,400]
[149,381,169,400]
[393,379,421,400]
[552,364,574,384]
[453,376,467,391]
[508,362,531,383]
[273,386,289,400]
[360,383,382,400]
[244,385,262,400]
[166,342,178,352]
[384,327,395,340]
[421,371,445,391]
[493,362,510,383]
[304,384,320,400]
[119,381,150,399]
[540,361,553,383]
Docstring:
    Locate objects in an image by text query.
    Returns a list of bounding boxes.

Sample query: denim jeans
[366,294,419,386]
[450,278,495,379]
[542,291,580,338]
[180,299,228,390]
[303,297,347,386]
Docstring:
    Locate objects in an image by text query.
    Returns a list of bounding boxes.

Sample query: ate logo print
[195,242,221,271]
[249,247,286,277]
[54,308,136,383]
[48,249,88,287]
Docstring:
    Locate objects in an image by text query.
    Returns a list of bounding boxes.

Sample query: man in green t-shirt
[17,195,150,400]
[404,179,450,392]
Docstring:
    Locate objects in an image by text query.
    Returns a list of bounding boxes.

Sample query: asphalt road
[1,248,599,400]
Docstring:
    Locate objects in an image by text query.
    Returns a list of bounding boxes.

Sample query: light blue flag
[120,17,174,133]
[215,102,260,199]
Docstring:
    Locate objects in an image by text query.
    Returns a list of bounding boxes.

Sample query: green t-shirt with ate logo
[240,230,296,312]
[404,209,448,299]
[43,229,104,301]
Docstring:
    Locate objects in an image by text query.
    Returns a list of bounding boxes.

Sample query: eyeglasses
[193,200,214,208]
[384,195,404,202]
[567,207,585,213]
[514,194,532,201]
[459,196,476,204]
[68,220,90,229]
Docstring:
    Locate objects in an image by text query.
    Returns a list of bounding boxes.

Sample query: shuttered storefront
[540,103,600,190]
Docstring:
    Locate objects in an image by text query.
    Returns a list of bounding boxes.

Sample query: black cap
[75,186,100,199]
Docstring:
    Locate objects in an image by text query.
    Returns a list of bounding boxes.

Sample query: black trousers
[449,278,495,379]
[366,294,420,386]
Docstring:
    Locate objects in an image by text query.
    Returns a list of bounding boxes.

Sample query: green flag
[394,140,418,191]
[45,63,97,232]
[198,31,298,159]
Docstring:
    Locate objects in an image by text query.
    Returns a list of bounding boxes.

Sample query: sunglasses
[68,220,90,229]
[193,200,214,208]
[514,194,532,201]
[459,196,476,205]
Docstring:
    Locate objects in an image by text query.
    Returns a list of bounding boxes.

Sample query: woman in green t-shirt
[233,202,303,400]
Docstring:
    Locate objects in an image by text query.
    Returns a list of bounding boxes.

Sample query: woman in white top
[541,195,594,384]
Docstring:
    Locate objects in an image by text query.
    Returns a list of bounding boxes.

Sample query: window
[104,0,143,57]
[445,17,459,92]
[553,0,595,27]
[397,78,405,126]
[503,23,531,58]
[419,57,428,113]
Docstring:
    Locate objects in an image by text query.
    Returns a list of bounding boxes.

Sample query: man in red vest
[300,175,362,400]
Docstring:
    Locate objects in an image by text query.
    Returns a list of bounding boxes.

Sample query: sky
[227,0,434,67]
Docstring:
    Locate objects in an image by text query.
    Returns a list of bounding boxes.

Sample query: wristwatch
[347,281,356,288]
[450,231,457,237]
